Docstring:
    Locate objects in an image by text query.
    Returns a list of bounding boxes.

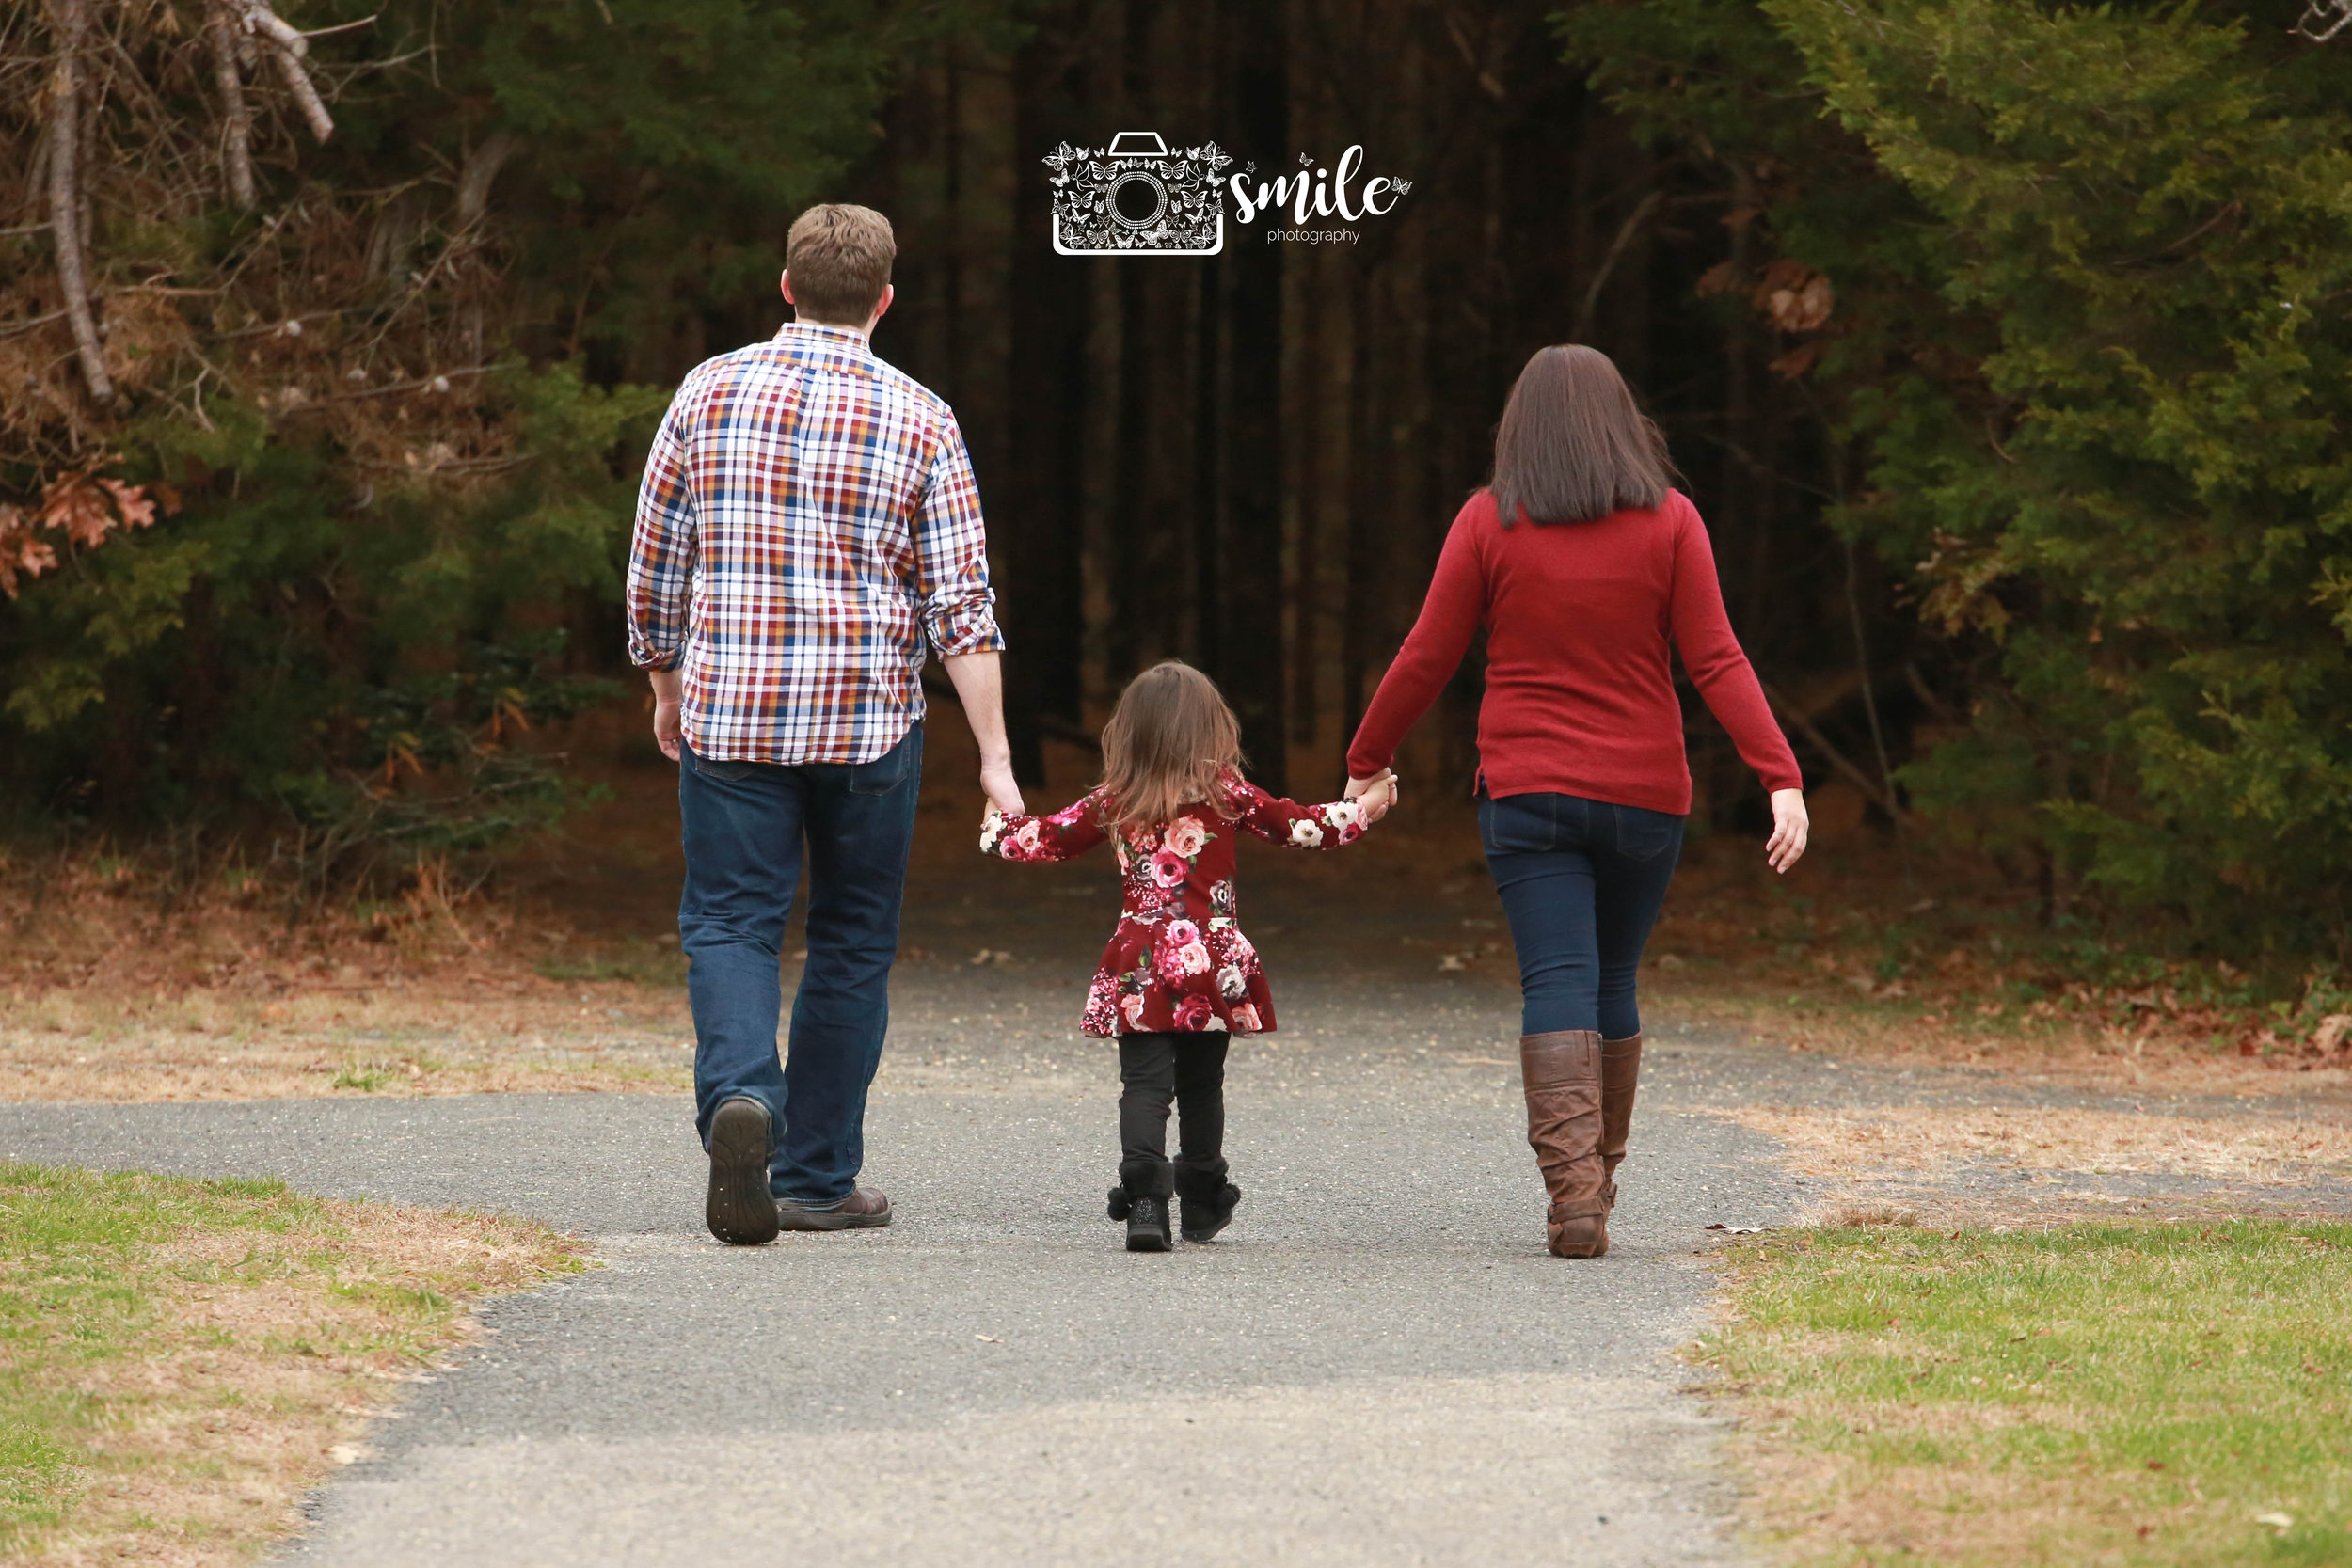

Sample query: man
[626,203,1023,1245]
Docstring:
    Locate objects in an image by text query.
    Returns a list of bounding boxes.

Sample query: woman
[1344,344,1808,1260]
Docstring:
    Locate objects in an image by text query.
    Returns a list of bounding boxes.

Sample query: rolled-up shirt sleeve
[911,416,1005,656]
[625,399,697,672]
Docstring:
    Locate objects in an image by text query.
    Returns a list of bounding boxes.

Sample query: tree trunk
[47,0,112,405]
[206,2,255,209]
[1219,0,1289,793]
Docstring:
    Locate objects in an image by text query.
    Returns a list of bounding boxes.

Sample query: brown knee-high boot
[1599,1032,1643,1209]
[1520,1030,1609,1258]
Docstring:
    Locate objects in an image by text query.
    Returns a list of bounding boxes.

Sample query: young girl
[981,660,1394,1251]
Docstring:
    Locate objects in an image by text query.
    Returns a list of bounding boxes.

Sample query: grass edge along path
[0,1164,585,1566]
[1701,1218,2352,1566]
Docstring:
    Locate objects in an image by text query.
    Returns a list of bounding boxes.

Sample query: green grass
[1,1167,310,1549]
[1709,1219,2352,1565]
[0,1163,579,1561]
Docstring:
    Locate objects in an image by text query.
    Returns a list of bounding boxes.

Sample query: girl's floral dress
[981,770,1372,1038]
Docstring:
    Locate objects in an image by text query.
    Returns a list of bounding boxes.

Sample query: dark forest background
[5,0,2349,958]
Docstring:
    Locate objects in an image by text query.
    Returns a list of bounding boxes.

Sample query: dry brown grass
[1719,1104,2352,1187]
[1624,807,2352,1092]
[1726,1390,2258,1566]
[8,737,2348,1106]
[0,986,689,1102]
[0,848,693,1101]
[2,1168,585,1567]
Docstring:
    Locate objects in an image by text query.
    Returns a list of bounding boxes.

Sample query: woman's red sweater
[1346,489,1802,816]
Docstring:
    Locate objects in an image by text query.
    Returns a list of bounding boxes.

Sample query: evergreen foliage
[1565,0,2352,951]
[0,1,939,866]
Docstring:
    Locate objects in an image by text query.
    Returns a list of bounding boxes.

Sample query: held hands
[1765,787,1809,874]
[1344,769,1399,823]
[978,755,1025,818]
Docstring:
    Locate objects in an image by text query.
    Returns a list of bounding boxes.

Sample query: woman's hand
[1765,788,1809,874]
[1345,770,1398,822]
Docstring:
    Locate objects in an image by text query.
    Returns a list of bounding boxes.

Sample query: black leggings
[1118,1032,1228,1170]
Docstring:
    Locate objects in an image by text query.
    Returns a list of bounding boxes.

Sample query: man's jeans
[677,725,922,1208]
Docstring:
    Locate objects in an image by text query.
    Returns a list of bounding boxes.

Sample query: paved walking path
[16,812,2341,1563]
[1,1033,1796,1567]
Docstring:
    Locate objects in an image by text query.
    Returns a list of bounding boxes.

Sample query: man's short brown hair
[786,204,896,325]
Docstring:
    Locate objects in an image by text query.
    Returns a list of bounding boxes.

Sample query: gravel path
[10,809,2344,1562]
[3,1045,1791,1567]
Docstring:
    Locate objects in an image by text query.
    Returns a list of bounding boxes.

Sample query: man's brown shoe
[705,1097,781,1246]
[775,1187,893,1231]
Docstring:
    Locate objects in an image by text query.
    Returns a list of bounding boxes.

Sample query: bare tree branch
[1763,680,1920,826]
[262,33,335,141]
[230,1,335,143]
[1575,188,1665,343]
[242,3,309,56]
[46,0,112,404]
[207,1,256,207]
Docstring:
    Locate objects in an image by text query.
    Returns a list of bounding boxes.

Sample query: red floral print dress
[981,771,1373,1038]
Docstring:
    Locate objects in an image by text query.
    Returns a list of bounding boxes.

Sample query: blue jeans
[677,725,922,1207]
[1479,790,1684,1040]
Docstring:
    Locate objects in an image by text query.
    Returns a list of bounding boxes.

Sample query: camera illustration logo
[1044,133,1234,256]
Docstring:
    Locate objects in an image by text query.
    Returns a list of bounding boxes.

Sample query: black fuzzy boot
[1108,1159,1173,1252]
[1173,1160,1241,1243]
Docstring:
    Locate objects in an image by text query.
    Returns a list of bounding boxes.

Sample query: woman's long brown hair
[1489,344,1676,527]
[1095,660,1245,831]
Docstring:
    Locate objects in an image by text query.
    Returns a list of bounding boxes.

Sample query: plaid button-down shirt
[626,322,1003,765]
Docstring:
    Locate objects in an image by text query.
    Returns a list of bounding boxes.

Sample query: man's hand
[978,756,1025,818]
[648,668,684,762]
[942,651,1024,816]
[1344,769,1398,823]
[1765,787,1809,874]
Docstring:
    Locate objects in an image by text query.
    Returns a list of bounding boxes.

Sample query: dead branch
[234,1,334,142]
[262,34,335,141]
[294,14,379,42]
[206,2,256,207]
[45,0,112,404]
[1575,188,1665,343]
[242,3,308,56]
[310,361,506,404]
[1762,681,1921,827]
[0,309,72,339]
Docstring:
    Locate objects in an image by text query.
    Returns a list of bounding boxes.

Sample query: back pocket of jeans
[848,730,921,796]
[1478,793,1555,856]
[690,752,756,784]
[1612,803,1680,862]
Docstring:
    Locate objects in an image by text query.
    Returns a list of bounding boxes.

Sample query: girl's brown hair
[1488,344,1676,528]
[1096,660,1245,831]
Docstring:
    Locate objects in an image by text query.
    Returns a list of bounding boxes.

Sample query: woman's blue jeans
[1479,790,1685,1040]
[677,726,922,1208]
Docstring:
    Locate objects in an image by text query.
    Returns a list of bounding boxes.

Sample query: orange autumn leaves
[1699,256,1836,379]
[0,459,177,597]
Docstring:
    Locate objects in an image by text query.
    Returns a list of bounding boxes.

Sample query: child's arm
[1226,773,1380,850]
[981,788,1110,863]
